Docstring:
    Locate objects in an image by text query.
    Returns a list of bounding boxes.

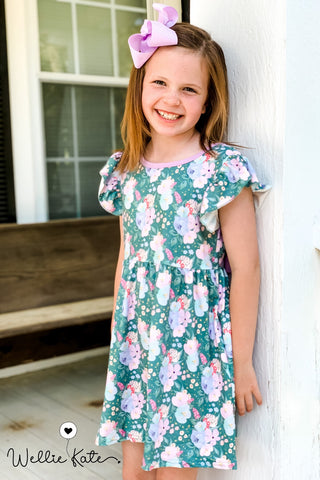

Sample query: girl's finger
[244,392,253,413]
[236,394,246,416]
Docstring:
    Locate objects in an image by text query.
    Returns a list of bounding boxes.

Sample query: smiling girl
[96,4,270,480]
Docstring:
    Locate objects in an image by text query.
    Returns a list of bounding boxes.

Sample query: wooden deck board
[0,355,122,479]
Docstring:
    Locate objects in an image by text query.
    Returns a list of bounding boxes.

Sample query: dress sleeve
[199,149,271,233]
[98,152,124,215]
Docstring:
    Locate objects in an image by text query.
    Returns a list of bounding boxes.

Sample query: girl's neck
[144,130,203,164]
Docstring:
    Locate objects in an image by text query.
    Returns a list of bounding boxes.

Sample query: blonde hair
[117,22,229,173]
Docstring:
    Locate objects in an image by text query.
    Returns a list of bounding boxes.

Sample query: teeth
[158,110,180,120]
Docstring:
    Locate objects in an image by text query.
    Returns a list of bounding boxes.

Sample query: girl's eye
[184,86,197,93]
[153,80,166,86]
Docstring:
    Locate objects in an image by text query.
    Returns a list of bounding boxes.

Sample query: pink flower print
[165,248,174,260]
[159,355,182,392]
[128,430,143,443]
[230,157,250,181]
[212,455,235,470]
[196,242,213,269]
[161,444,183,466]
[221,401,234,419]
[123,178,137,209]
[172,390,192,407]
[184,338,200,372]
[156,270,171,289]
[157,177,175,210]
[150,232,166,251]
[174,191,182,204]
[150,399,157,411]
[184,338,200,355]
[193,283,209,317]
[135,190,141,201]
[200,353,207,365]
[116,330,123,342]
[100,199,115,213]
[176,255,193,270]
[136,201,156,237]
[157,176,176,194]
[192,408,201,420]
[141,368,149,383]
[99,420,119,443]
[131,393,146,419]
[136,248,148,262]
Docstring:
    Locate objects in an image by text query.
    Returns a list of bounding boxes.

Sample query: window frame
[5,0,146,223]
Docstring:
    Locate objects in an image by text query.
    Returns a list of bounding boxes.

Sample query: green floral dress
[95,144,269,471]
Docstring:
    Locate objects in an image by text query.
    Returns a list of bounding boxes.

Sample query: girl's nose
[164,91,181,106]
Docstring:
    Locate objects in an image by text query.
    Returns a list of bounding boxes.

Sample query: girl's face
[142,46,208,144]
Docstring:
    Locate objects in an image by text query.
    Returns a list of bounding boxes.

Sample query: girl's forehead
[144,46,208,79]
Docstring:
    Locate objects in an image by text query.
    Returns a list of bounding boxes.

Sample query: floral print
[96,144,270,471]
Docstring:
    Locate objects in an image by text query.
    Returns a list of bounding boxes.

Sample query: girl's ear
[201,102,207,114]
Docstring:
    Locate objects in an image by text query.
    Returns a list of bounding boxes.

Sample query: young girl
[96,4,269,479]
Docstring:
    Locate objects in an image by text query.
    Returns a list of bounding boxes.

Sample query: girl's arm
[219,187,263,415]
[110,216,125,333]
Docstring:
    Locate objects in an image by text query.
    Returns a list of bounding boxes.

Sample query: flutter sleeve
[98,152,123,215]
[200,149,271,233]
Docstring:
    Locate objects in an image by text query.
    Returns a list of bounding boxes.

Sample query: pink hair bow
[128,3,178,69]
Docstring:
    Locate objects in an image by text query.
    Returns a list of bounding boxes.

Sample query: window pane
[38,0,74,73]
[114,88,127,149]
[42,84,74,158]
[117,10,144,76]
[47,162,77,219]
[115,0,145,7]
[79,161,106,217]
[75,86,112,156]
[77,5,113,76]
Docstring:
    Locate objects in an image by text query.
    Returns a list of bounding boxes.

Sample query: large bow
[128,3,178,69]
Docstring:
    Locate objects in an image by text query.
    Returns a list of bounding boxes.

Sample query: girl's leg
[122,441,156,480]
[156,467,198,480]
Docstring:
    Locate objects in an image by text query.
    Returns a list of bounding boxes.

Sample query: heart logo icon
[60,422,77,439]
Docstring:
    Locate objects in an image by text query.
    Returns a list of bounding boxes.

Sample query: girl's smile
[142,46,208,145]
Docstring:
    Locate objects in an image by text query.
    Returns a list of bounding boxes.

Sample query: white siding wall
[191,1,320,479]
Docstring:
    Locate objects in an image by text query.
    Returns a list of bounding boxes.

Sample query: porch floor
[0,352,123,479]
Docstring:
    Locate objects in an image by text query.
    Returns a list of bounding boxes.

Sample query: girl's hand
[233,360,263,416]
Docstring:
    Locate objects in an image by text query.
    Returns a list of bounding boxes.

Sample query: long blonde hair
[117,22,229,173]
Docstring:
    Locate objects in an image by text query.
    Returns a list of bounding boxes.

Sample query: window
[38,0,146,219]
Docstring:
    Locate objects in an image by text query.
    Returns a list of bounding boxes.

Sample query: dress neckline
[140,150,205,169]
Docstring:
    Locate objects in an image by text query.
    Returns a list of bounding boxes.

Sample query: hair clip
[128,3,178,69]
